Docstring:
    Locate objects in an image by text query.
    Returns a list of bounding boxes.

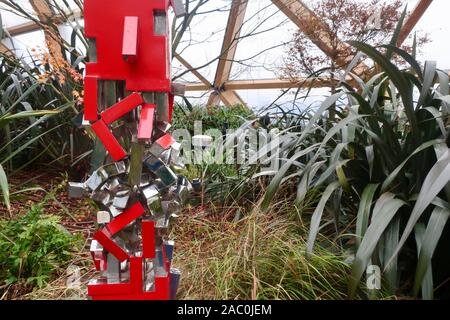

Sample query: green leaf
[306,181,341,255]
[0,163,10,212]
[386,148,450,270]
[366,146,374,180]
[414,223,434,300]
[356,184,379,248]
[381,139,444,193]
[261,143,321,211]
[298,92,344,143]
[296,160,326,204]
[387,5,408,59]
[413,206,450,297]
[348,41,417,141]
[0,109,61,122]
[383,216,400,294]
[348,193,405,298]
[436,70,449,95]
[0,123,64,165]
[417,61,436,109]
[381,45,423,80]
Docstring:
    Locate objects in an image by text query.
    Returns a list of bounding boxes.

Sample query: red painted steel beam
[142,220,156,259]
[138,104,156,141]
[84,76,99,121]
[122,16,139,62]
[106,202,146,236]
[101,92,144,125]
[91,120,127,161]
[93,229,129,262]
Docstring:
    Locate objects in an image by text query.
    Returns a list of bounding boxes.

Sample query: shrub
[0,203,82,291]
[256,41,450,298]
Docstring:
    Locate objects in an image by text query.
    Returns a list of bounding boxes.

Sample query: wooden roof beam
[397,0,433,46]
[207,0,249,107]
[28,0,65,62]
[174,54,213,89]
[185,78,336,91]
[271,0,369,76]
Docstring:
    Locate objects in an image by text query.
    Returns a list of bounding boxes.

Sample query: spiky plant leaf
[414,206,450,297]
[348,193,405,298]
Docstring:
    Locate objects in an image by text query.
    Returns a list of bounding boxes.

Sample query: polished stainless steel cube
[149,197,164,219]
[102,178,121,192]
[171,82,186,96]
[68,182,86,199]
[144,154,164,172]
[97,211,111,224]
[169,268,181,300]
[176,185,190,205]
[112,189,130,209]
[164,240,175,263]
[86,169,107,191]
[109,204,123,218]
[160,149,172,165]
[155,165,178,187]
[102,161,127,177]
[191,178,202,193]
[139,174,151,188]
[171,0,186,17]
[156,121,172,134]
[162,200,181,217]
[91,190,111,206]
[90,239,103,253]
[106,254,120,284]
[156,217,169,236]
[142,184,159,199]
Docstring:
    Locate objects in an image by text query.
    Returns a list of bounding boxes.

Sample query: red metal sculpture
[69,0,190,300]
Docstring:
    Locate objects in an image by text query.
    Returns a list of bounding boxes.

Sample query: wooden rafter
[186,78,334,91]
[270,0,369,76]
[398,0,433,46]
[3,9,82,38]
[0,41,11,54]
[207,0,248,107]
[175,54,248,104]
[175,54,213,89]
[29,0,65,62]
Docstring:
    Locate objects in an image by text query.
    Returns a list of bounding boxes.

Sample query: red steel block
[156,133,176,150]
[91,251,107,271]
[168,93,174,122]
[155,275,170,299]
[122,16,139,62]
[85,0,171,92]
[138,104,155,140]
[88,281,132,296]
[101,92,144,125]
[93,229,129,262]
[106,202,146,236]
[91,277,170,300]
[91,120,127,161]
[84,76,98,121]
[160,245,171,272]
[142,220,155,259]
[130,256,143,294]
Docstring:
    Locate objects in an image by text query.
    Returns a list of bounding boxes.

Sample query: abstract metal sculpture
[69,0,191,300]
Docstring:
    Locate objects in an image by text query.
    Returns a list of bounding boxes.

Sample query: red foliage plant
[282,0,430,79]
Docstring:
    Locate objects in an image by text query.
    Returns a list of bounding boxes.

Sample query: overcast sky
[1,0,449,112]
